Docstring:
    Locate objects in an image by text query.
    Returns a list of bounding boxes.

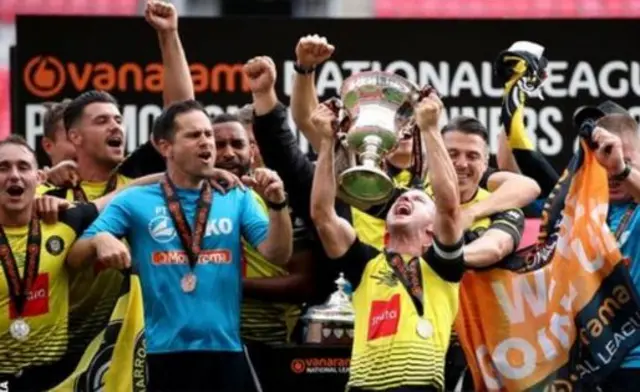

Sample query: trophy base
[338,166,394,205]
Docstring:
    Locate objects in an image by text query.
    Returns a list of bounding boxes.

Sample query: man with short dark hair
[62,90,126,197]
[68,99,293,391]
[235,105,264,170]
[0,135,113,390]
[310,93,465,392]
[40,99,76,166]
[211,111,314,347]
[35,90,133,370]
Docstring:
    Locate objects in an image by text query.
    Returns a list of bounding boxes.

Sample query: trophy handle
[406,85,438,187]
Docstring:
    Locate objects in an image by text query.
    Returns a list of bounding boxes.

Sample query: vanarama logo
[23,55,250,98]
[290,357,350,374]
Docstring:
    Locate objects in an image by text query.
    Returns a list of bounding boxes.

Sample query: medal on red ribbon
[385,251,432,340]
[160,175,212,294]
[0,215,42,341]
[72,172,120,202]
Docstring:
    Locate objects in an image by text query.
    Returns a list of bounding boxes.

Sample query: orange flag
[456,138,640,391]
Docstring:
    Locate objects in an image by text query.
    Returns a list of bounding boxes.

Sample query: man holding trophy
[310,81,465,391]
[291,35,540,253]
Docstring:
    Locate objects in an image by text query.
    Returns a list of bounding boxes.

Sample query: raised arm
[499,78,559,198]
[145,0,194,107]
[416,93,462,245]
[309,105,357,259]
[290,35,334,152]
[244,56,317,228]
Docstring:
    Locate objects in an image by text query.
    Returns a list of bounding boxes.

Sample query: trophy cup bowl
[301,273,355,346]
[336,71,422,205]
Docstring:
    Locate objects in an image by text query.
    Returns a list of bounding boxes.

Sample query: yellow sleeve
[502,60,534,151]
[36,183,54,196]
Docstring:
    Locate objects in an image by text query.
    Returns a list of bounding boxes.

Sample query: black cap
[573,100,629,129]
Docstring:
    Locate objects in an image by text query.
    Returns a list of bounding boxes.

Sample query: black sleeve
[423,236,465,283]
[253,103,317,229]
[479,167,498,190]
[58,203,99,235]
[116,141,166,179]
[487,208,526,249]
[291,210,314,253]
[44,187,70,199]
[512,149,559,199]
[332,237,380,290]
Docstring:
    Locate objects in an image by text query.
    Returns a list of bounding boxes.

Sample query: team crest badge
[46,236,65,256]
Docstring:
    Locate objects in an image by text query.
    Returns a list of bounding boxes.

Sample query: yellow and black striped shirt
[0,204,98,376]
[36,176,131,358]
[334,236,465,392]
[240,191,310,343]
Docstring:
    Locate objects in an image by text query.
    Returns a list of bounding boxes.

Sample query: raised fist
[295,35,335,69]
[415,92,444,132]
[145,0,178,32]
[243,56,277,95]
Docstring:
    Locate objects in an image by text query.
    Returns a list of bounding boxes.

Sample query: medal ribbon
[615,203,637,241]
[0,215,42,318]
[160,174,213,270]
[384,250,424,316]
[72,173,120,202]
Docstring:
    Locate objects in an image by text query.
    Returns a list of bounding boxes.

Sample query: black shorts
[146,350,259,392]
[0,357,73,391]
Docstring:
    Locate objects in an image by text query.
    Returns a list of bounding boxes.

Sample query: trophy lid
[302,273,355,324]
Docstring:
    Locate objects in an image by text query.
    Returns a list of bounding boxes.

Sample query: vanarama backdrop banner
[455,137,640,391]
[12,16,640,169]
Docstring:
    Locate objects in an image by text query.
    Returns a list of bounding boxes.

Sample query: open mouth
[198,151,213,162]
[106,136,123,148]
[394,202,412,216]
[6,185,24,197]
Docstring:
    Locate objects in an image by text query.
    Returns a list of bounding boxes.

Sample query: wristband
[612,163,632,182]
[267,193,289,211]
[294,62,315,75]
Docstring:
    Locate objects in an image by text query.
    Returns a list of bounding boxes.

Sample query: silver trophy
[301,273,355,345]
[331,71,430,207]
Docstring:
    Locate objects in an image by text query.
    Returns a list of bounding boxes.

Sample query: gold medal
[181,273,197,293]
[416,318,433,339]
[10,318,30,341]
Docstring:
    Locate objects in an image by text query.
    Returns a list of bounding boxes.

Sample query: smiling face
[0,143,39,213]
[386,189,436,239]
[443,130,488,202]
